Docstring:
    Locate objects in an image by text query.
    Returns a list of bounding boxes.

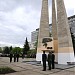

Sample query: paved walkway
[0,57,75,75]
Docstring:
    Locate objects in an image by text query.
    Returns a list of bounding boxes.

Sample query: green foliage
[12,47,22,54]
[3,46,10,54]
[0,67,16,74]
[27,49,36,58]
[0,47,2,53]
[23,37,30,55]
[9,46,12,53]
[1,46,22,55]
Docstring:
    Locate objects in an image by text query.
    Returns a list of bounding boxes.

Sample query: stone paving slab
[22,60,75,70]
[51,70,75,75]
[5,68,75,75]
[55,64,75,69]
[7,64,25,72]
[65,67,75,72]
[32,68,61,75]
[0,57,75,75]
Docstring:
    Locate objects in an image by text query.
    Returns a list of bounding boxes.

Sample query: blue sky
[0,0,75,47]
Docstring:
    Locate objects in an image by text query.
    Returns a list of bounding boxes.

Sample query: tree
[3,46,10,54]
[27,49,36,58]
[12,47,22,54]
[0,47,2,53]
[9,46,13,53]
[23,37,30,55]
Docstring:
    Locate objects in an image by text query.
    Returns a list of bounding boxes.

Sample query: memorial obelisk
[52,0,58,63]
[36,0,50,61]
[56,0,75,64]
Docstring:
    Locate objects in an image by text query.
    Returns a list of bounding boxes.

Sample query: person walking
[9,53,13,63]
[16,53,19,62]
[52,52,55,69]
[42,51,47,71]
[14,53,16,62]
[48,51,52,70]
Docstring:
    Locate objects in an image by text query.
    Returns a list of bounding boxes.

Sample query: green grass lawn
[0,66,16,74]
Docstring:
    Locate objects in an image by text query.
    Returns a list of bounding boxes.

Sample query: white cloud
[0,41,23,48]
[0,0,41,46]
[64,0,74,16]
[0,0,74,47]
[64,0,74,9]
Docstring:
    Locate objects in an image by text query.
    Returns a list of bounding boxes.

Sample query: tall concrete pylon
[36,0,50,61]
[56,0,75,64]
[52,0,58,63]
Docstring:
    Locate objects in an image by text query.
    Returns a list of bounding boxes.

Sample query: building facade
[31,28,39,49]
[31,15,75,49]
[68,15,75,36]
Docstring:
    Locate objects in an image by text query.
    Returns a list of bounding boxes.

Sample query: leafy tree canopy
[3,46,10,54]
[23,37,30,55]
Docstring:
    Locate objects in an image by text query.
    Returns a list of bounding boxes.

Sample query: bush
[0,47,2,53]
[12,47,22,54]
[27,49,36,58]
[3,46,10,54]
[0,67,16,74]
